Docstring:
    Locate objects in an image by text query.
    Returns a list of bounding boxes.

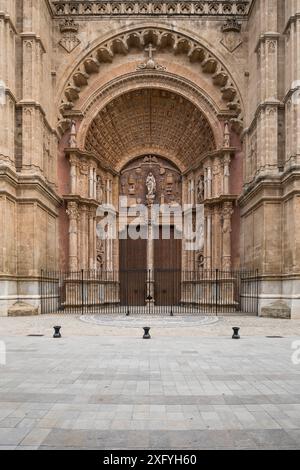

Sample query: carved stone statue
[96,176,103,204]
[223,121,230,148]
[69,121,77,148]
[146,172,156,198]
[197,175,205,203]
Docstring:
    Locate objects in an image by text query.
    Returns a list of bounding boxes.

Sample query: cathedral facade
[0,0,300,317]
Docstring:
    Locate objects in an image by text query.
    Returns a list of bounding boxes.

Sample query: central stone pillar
[146,197,155,304]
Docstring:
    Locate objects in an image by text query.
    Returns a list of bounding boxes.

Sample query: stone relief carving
[196,252,205,270]
[69,120,77,147]
[222,203,234,234]
[96,175,104,204]
[120,155,181,206]
[51,2,251,17]
[220,17,243,53]
[146,172,156,198]
[59,18,80,53]
[66,201,79,219]
[137,43,166,72]
[197,175,205,203]
[96,239,105,270]
[59,27,243,135]
[223,121,230,148]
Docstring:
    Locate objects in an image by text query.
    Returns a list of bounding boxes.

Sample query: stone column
[222,202,234,270]
[205,207,212,270]
[146,197,155,303]
[80,205,88,269]
[223,155,231,195]
[212,205,222,268]
[207,162,212,199]
[70,158,77,194]
[66,202,79,271]
[89,166,93,199]
[88,207,95,270]
[213,157,222,198]
[93,169,97,199]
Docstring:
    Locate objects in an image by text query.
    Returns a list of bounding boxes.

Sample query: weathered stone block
[260,301,291,319]
[8,301,38,317]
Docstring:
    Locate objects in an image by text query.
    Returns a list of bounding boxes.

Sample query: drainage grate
[27,334,44,337]
[266,336,284,339]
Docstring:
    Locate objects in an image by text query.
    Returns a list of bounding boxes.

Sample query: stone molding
[51,1,251,18]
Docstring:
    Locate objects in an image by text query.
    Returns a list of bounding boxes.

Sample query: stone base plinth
[260,300,291,319]
[8,301,38,317]
[181,278,238,313]
[64,278,120,309]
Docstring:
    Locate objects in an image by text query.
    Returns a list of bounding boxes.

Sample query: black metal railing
[40,269,259,316]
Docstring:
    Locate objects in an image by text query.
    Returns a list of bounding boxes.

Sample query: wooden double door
[119,226,182,306]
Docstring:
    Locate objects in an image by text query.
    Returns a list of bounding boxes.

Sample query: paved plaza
[0,315,300,449]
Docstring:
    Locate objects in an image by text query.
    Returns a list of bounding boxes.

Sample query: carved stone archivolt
[59,26,244,131]
[85,89,216,171]
[70,72,224,163]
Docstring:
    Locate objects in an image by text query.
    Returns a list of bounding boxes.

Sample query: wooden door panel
[154,226,182,306]
[119,232,147,306]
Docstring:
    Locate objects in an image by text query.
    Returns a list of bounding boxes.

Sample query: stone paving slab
[0,330,300,449]
[1,313,300,337]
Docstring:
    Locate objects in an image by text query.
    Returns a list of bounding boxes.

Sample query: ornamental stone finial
[69,121,77,148]
[224,121,230,148]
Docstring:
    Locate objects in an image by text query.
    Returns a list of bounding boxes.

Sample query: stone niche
[260,301,291,319]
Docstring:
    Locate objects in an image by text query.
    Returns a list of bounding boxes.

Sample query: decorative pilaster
[222,202,234,270]
[223,155,231,195]
[88,207,96,270]
[205,207,212,269]
[69,156,77,194]
[80,204,88,269]
[66,202,79,271]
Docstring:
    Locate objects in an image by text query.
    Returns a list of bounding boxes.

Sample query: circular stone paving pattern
[80,315,219,328]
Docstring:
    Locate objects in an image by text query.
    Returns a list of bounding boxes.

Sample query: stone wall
[0,0,60,316]
[1,0,300,317]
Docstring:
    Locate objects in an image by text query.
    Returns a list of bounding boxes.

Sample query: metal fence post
[215,268,219,316]
[81,269,84,315]
[256,269,259,316]
[40,269,44,315]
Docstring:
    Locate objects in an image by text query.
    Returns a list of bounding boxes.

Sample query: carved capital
[66,202,79,219]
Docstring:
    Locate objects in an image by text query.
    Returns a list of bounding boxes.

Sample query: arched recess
[60,25,243,276]
[74,71,223,172]
[57,25,245,135]
[84,87,216,173]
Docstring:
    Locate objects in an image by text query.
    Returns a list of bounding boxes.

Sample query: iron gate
[40,269,259,315]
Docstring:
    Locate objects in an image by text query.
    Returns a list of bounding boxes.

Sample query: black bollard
[232,327,240,339]
[53,326,62,338]
[143,327,151,339]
